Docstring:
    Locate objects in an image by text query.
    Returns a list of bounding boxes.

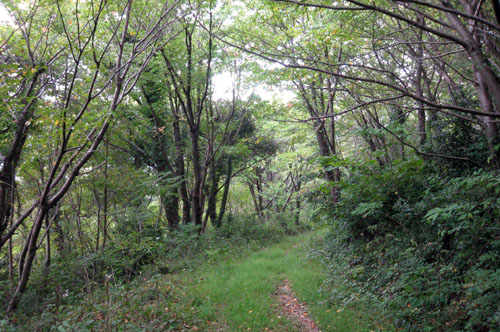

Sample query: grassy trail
[178,231,388,331]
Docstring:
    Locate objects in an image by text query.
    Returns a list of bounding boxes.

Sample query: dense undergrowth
[317,158,500,331]
[3,156,499,332]
[0,214,307,331]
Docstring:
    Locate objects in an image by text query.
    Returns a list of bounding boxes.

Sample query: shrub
[319,159,500,331]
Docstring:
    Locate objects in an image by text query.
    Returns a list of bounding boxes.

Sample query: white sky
[0,3,14,25]
[212,71,295,102]
[212,62,296,103]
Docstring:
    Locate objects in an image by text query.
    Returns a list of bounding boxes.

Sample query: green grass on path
[4,231,392,332]
[178,232,391,331]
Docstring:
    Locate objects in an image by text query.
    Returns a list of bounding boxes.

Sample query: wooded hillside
[1,0,499,330]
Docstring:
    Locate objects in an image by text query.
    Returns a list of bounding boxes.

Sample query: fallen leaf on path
[274,279,320,332]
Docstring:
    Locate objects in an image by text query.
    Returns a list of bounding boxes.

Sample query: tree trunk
[190,127,203,226]
[248,182,263,220]
[7,208,48,313]
[443,3,500,167]
[207,162,218,227]
[256,168,266,220]
[42,213,51,292]
[53,214,65,253]
[44,214,51,272]
[216,156,232,227]
[0,72,40,246]
[172,108,190,225]
[415,42,427,148]
[295,190,301,225]
[315,123,337,202]
[163,193,179,229]
[328,116,340,203]
[396,107,406,159]
[102,135,109,250]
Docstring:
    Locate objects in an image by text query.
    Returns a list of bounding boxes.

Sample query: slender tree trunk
[42,213,51,291]
[7,208,48,313]
[255,168,265,220]
[8,185,15,287]
[295,183,301,226]
[94,185,101,252]
[17,227,32,280]
[328,116,340,203]
[190,127,203,226]
[172,109,190,225]
[53,209,65,253]
[248,182,262,220]
[44,215,51,271]
[207,161,218,227]
[95,210,101,252]
[409,14,427,149]
[415,43,427,148]
[396,107,406,159]
[326,75,340,204]
[102,135,109,249]
[216,156,232,227]
[422,71,440,148]
[315,123,337,202]
[163,193,179,229]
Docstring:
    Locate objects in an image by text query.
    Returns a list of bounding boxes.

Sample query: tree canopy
[1,0,499,330]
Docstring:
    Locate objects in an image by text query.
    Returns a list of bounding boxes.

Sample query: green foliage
[330,157,429,239]
[431,115,490,174]
[318,159,500,331]
[2,0,499,328]
[4,212,301,330]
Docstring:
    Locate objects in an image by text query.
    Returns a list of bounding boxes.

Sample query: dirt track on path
[275,279,321,332]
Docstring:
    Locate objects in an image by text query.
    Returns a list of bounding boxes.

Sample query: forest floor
[16,231,392,331]
[164,231,391,332]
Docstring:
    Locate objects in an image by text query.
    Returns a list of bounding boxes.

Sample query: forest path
[275,278,321,331]
[179,231,383,332]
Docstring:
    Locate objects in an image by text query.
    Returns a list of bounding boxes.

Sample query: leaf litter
[275,279,321,332]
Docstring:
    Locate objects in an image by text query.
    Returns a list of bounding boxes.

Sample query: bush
[319,159,500,331]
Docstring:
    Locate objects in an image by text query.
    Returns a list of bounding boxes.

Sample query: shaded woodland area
[1,0,500,330]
